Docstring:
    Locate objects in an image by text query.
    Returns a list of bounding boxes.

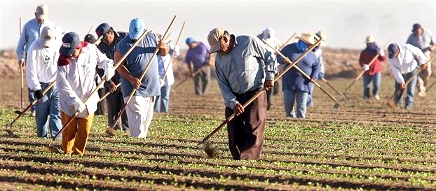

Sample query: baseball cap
[60,32,81,56]
[185,37,195,45]
[95,23,111,38]
[207,28,226,53]
[387,43,399,59]
[129,18,145,40]
[35,4,48,20]
[40,26,55,47]
[412,23,422,32]
[84,34,97,43]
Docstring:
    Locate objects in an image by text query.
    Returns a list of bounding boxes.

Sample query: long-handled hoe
[4,81,56,137]
[106,15,177,136]
[47,30,151,152]
[199,36,324,158]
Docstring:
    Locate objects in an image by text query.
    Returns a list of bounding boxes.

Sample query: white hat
[315,31,327,45]
[296,32,316,45]
[263,28,275,39]
[35,4,48,20]
[40,26,55,47]
[366,35,377,43]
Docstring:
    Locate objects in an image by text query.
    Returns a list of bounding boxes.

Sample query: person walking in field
[154,34,180,113]
[257,28,282,110]
[278,33,320,118]
[25,26,62,139]
[208,27,277,160]
[114,18,168,138]
[306,31,327,107]
[95,23,129,131]
[359,35,386,100]
[184,37,211,96]
[17,4,55,116]
[387,43,428,110]
[57,32,115,155]
[406,23,435,97]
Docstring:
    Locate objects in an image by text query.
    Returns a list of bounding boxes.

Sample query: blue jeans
[28,87,35,112]
[284,90,308,118]
[35,82,62,138]
[363,72,381,99]
[394,69,418,109]
[154,85,172,113]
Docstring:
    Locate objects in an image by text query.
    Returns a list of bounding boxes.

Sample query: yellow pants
[61,112,94,155]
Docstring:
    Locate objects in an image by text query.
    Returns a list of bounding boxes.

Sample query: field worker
[154,34,180,113]
[257,28,282,110]
[278,33,320,118]
[184,37,211,96]
[57,32,115,155]
[208,27,277,160]
[25,26,62,139]
[387,43,427,110]
[307,31,327,107]
[358,35,386,100]
[115,18,169,138]
[16,4,55,116]
[95,23,129,130]
[406,23,435,97]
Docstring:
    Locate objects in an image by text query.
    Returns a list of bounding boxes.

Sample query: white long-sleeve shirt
[57,44,113,118]
[26,38,60,91]
[388,44,428,84]
[158,43,180,86]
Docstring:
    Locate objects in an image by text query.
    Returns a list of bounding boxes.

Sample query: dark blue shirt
[97,31,127,85]
[115,32,160,97]
[278,43,320,93]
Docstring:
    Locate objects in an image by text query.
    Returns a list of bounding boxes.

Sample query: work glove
[160,79,165,87]
[104,65,115,81]
[34,89,43,100]
[73,101,86,113]
[362,64,370,71]
[378,49,385,56]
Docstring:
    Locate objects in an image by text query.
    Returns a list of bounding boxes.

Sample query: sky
[1,0,435,50]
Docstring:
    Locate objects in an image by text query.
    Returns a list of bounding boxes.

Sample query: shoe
[31,111,36,117]
[374,95,380,100]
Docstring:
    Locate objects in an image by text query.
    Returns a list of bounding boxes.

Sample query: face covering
[296,40,308,52]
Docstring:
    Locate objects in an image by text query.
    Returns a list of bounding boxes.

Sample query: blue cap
[129,18,145,40]
[186,37,195,45]
[60,32,80,56]
[95,23,111,38]
[388,43,399,59]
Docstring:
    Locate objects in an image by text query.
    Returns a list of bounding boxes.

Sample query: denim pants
[363,72,381,99]
[35,82,62,138]
[284,89,308,118]
[394,69,418,109]
[154,85,172,113]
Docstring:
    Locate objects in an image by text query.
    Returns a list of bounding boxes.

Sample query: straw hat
[315,31,327,45]
[365,35,377,43]
[296,32,315,45]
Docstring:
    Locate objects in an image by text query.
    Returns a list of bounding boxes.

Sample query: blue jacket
[278,43,320,94]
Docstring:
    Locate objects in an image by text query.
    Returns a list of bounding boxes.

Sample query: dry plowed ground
[1,50,435,190]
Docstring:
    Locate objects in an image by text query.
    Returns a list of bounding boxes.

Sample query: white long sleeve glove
[160,79,165,87]
[73,101,86,113]
[379,49,385,57]
[104,65,115,81]
[362,64,370,71]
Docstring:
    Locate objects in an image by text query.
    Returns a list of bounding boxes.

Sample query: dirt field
[1,49,436,190]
